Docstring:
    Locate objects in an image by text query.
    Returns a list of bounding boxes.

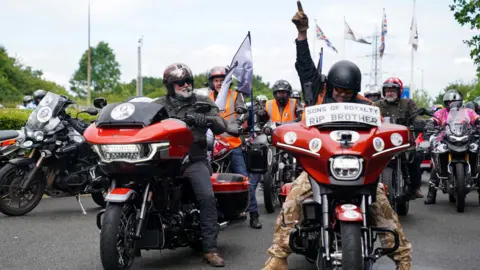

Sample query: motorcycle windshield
[25,92,64,132]
[95,101,169,128]
[446,107,470,136]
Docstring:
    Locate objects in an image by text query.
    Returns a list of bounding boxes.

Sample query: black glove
[193,113,208,128]
[235,107,247,114]
[257,110,267,117]
[424,120,435,133]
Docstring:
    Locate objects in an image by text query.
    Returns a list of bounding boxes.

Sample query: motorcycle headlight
[329,156,363,180]
[448,135,468,143]
[94,143,169,163]
[33,131,44,141]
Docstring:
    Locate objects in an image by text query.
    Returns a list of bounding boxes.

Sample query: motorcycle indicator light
[390,133,403,146]
[329,156,362,180]
[373,137,385,152]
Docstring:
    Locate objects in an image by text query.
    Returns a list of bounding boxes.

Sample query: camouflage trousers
[267,171,412,270]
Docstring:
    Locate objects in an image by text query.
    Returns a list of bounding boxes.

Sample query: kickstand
[76,194,87,215]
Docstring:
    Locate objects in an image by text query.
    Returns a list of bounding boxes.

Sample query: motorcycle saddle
[0,130,19,141]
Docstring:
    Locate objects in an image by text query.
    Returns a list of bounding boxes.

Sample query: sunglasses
[334,88,354,95]
[173,78,193,86]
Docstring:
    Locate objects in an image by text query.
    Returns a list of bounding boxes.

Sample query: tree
[450,0,480,75]
[70,41,121,98]
[412,88,433,109]
[433,81,479,104]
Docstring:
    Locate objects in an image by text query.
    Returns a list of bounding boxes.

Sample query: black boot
[249,211,262,229]
[424,185,437,204]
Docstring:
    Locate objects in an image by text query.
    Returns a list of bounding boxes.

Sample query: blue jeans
[230,147,259,213]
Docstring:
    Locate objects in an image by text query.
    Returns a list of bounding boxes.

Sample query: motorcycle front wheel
[454,163,466,213]
[100,203,137,270]
[340,222,364,270]
[263,169,277,214]
[0,163,45,216]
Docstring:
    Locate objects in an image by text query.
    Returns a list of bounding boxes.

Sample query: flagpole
[410,0,416,98]
[313,19,317,59]
[343,16,346,60]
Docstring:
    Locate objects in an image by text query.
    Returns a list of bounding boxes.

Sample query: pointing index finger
[297,1,303,12]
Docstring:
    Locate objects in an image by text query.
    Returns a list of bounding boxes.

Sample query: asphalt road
[2,173,480,270]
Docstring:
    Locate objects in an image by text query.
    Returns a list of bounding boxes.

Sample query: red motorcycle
[416,133,432,172]
[84,98,249,270]
[273,103,408,269]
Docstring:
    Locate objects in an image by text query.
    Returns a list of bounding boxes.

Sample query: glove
[257,110,267,117]
[424,120,435,133]
[193,113,208,128]
[292,1,309,32]
[235,107,247,114]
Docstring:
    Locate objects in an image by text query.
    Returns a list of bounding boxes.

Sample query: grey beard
[174,86,193,100]
[385,96,397,103]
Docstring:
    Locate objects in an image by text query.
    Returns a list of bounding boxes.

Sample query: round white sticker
[37,107,53,123]
[284,132,297,145]
[309,138,322,153]
[111,103,136,120]
[390,133,403,146]
[373,137,385,152]
[343,210,361,219]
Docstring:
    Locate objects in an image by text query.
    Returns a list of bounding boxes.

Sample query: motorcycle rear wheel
[455,163,466,213]
[340,222,364,270]
[100,203,136,270]
[0,163,45,216]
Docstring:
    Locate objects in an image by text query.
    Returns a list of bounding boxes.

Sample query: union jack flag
[316,23,338,54]
[379,9,387,58]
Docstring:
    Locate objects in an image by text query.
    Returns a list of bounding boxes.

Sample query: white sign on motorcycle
[304,103,382,127]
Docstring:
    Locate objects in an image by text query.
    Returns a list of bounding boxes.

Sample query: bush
[0,108,98,130]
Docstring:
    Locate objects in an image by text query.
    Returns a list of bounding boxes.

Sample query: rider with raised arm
[155,63,227,267]
[262,2,412,269]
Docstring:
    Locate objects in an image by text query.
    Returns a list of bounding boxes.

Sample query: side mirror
[93,97,107,109]
[193,101,212,114]
[85,107,99,116]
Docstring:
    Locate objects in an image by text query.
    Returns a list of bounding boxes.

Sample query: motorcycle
[0,129,26,168]
[274,102,405,269]
[0,92,107,216]
[425,101,480,212]
[416,133,432,172]
[86,98,250,269]
[379,110,427,216]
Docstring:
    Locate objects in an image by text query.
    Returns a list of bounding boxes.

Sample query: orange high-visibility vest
[209,89,242,148]
[266,99,297,124]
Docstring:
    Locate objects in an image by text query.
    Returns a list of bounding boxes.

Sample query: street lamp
[415,67,424,91]
[136,36,144,96]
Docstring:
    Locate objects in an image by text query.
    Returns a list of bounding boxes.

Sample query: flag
[230,32,253,95]
[215,62,238,111]
[379,9,387,58]
[316,23,338,53]
[344,20,371,44]
[409,13,418,51]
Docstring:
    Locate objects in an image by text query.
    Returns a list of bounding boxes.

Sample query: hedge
[0,108,98,130]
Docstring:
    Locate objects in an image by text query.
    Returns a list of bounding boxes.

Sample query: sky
[1,0,479,100]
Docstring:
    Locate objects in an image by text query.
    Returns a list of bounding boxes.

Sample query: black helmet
[33,89,46,99]
[272,80,292,106]
[162,63,194,97]
[326,60,362,94]
[443,89,463,109]
[207,66,227,91]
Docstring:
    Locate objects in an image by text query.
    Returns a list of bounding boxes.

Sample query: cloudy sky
[2,0,478,99]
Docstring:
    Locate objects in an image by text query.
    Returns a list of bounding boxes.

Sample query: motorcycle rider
[375,77,425,199]
[263,2,412,269]
[207,66,262,229]
[26,89,46,109]
[263,80,303,123]
[22,95,33,108]
[474,97,480,114]
[155,63,227,267]
[365,85,383,102]
[424,89,480,204]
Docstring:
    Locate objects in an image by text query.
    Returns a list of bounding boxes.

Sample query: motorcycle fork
[134,182,151,239]
[361,195,371,258]
[21,149,50,191]
[321,194,331,261]
[396,158,403,198]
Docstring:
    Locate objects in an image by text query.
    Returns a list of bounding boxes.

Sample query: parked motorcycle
[274,102,404,269]
[0,129,26,168]
[425,101,480,212]
[415,133,432,172]
[379,109,428,216]
[86,98,250,269]
[0,92,107,216]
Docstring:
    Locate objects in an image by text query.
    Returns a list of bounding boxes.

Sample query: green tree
[450,0,480,75]
[412,88,433,109]
[70,41,121,98]
[433,81,478,104]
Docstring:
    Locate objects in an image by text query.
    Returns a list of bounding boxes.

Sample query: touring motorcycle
[0,92,107,216]
[424,101,480,212]
[86,98,250,269]
[274,102,405,269]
